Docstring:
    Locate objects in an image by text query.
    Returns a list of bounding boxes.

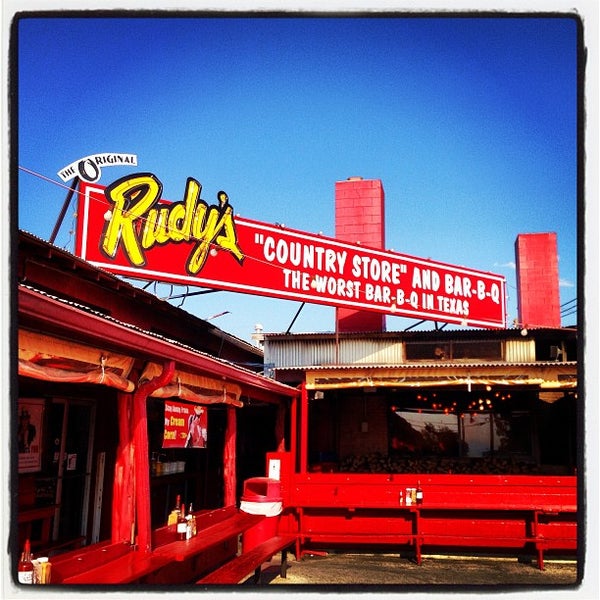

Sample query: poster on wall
[18,399,44,473]
[163,400,207,449]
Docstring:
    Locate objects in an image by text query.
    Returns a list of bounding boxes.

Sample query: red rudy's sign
[75,175,506,328]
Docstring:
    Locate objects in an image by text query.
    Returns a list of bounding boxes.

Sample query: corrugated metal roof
[19,229,262,355]
[264,328,577,369]
[274,360,578,371]
[18,284,244,368]
[18,284,298,397]
[265,336,405,366]
[264,326,575,340]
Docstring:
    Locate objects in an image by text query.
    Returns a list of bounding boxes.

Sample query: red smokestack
[335,177,386,333]
[515,232,561,328]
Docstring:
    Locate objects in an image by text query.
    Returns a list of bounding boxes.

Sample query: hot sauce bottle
[18,539,34,584]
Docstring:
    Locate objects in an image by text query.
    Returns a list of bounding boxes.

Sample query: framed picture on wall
[18,399,44,473]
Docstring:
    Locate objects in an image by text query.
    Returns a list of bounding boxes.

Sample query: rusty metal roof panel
[264,336,404,368]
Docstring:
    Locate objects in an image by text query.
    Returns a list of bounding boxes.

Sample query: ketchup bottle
[18,539,34,584]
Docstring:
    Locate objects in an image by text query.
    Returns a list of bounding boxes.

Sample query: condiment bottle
[18,539,34,584]
[167,494,181,526]
[176,503,188,541]
[191,512,198,537]
[188,503,197,537]
[416,481,424,505]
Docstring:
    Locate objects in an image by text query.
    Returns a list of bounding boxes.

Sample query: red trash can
[240,477,282,552]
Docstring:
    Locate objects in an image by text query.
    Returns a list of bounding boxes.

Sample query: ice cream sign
[75,174,506,328]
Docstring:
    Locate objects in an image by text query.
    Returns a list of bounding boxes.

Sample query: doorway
[48,398,96,544]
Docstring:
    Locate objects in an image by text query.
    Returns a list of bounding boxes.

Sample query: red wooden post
[290,393,298,474]
[275,401,286,452]
[223,405,237,506]
[112,391,134,543]
[132,361,175,553]
[300,382,308,474]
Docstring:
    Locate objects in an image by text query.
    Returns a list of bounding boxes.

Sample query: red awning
[18,358,135,392]
[18,284,298,402]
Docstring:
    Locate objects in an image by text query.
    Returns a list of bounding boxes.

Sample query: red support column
[132,361,175,553]
[223,406,237,507]
[112,391,134,544]
[290,393,298,474]
[275,401,286,452]
[300,382,309,474]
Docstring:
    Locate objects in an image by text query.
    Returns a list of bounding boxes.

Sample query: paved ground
[252,550,581,590]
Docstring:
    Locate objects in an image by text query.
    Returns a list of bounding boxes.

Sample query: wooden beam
[223,406,236,507]
[133,361,175,553]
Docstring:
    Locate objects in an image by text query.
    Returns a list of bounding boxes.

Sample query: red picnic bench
[197,534,297,585]
[60,548,171,584]
[289,474,577,570]
[52,506,266,585]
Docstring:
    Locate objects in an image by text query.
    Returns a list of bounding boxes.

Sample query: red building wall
[515,232,561,328]
[335,177,386,333]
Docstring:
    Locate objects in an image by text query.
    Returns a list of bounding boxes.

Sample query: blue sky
[16,14,580,342]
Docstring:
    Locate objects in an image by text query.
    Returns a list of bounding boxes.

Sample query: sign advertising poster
[18,399,44,473]
[163,400,207,449]
[75,175,506,328]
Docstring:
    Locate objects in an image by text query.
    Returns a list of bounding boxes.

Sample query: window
[493,411,533,457]
[390,410,462,457]
[460,412,504,457]
[390,400,533,458]
[405,343,450,361]
[404,340,502,361]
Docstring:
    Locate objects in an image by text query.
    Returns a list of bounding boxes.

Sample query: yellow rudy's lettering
[216,206,245,259]
[142,206,171,247]
[102,173,161,266]
[188,202,221,273]
[172,178,201,242]
[100,174,244,274]
[187,194,244,273]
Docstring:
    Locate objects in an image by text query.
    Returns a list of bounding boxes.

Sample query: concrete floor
[253,551,580,589]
